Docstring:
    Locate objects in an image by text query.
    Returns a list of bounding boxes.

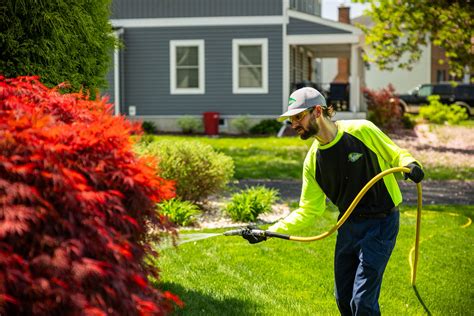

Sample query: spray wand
[224,166,423,286]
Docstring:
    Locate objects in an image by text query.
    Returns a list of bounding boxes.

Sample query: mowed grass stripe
[153,205,474,315]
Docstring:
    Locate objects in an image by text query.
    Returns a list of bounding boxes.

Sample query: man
[245,87,424,315]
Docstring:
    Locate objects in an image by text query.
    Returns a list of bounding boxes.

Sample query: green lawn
[153,205,474,315]
[142,135,473,180]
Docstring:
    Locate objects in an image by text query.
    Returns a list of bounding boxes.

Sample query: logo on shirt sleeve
[348,152,363,162]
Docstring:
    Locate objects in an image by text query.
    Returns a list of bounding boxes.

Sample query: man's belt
[354,206,398,219]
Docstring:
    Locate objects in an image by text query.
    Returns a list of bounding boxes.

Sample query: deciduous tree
[354,0,473,78]
[0,76,181,315]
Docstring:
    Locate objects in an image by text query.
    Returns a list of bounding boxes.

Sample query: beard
[298,117,319,140]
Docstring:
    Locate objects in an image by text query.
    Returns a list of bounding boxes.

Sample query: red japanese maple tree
[363,84,402,131]
[0,76,181,315]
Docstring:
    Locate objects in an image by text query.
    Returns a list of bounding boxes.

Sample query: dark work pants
[334,211,399,316]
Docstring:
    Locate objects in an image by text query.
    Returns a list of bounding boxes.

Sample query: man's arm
[268,144,326,233]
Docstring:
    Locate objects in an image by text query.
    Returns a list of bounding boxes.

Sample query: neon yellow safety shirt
[268,119,420,234]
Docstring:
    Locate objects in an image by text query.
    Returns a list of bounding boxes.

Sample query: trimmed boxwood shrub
[231,115,252,134]
[0,76,182,315]
[136,140,234,203]
[249,119,282,135]
[176,116,202,134]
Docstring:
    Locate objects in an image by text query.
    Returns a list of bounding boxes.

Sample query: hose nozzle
[223,227,290,240]
[223,228,245,236]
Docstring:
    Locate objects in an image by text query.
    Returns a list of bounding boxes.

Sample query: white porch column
[349,44,360,112]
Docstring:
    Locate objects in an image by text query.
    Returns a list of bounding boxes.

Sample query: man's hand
[404,162,424,183]
[241,226,267,244]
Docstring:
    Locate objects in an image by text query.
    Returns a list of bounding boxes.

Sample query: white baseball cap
[278,87,327,122]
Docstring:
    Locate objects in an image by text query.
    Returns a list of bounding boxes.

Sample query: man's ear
[314,105,322,118]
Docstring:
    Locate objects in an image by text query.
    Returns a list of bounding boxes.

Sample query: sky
[321,0,370,21]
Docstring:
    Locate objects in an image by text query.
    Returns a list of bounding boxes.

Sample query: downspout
[282,0,290,114]
[113,28,124,116]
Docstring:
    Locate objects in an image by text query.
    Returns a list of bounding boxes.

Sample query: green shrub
[401,113,417,129]
[142,121,158,134]
[225,186,279,222]
[177,116,203,134]
[231,115,252,134]
[135,140,234,202]
[157,198,201,226]
[419,95,468,124]
[249,119,282,135]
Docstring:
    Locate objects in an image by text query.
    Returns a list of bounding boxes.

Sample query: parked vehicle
[392,83,474,116]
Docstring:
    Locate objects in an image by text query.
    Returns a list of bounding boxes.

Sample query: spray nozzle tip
[223,228,244,236]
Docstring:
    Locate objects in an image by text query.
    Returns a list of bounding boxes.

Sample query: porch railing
[289,0,322,17]
[291,81,350,112]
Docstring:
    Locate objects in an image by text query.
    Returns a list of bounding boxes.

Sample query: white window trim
[232,38,268,94]
[170,40,205,94]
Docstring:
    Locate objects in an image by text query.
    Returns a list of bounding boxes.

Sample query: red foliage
[0,76,179,315]
[363,84,402,131]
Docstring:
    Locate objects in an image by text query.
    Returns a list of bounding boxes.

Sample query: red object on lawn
[203,112,219,135]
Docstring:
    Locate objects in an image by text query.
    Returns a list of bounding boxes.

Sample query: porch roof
[286,10,363,55]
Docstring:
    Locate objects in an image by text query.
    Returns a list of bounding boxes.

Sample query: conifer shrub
[1,0,117,93]
[0,76,182,315]
[225,186,279,222]
[136,140,234,203]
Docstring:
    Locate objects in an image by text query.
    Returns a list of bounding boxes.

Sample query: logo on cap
[288,98,296,106]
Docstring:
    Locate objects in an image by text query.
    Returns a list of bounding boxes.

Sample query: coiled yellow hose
[286,167,422,286]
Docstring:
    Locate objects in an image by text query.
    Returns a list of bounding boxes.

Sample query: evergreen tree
[0,0,117,92]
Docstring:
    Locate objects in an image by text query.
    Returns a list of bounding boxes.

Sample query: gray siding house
[106,0,365,132]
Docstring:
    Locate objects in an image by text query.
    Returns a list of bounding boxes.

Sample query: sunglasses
[289,107,314,123]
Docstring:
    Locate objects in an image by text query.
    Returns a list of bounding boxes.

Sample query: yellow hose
[286,167,422,286]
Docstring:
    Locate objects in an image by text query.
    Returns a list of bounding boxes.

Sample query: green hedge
[136,140,234,202]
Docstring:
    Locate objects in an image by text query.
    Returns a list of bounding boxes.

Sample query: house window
[232,38,268,94]
[170,40,205,94]
[436,69,446,83]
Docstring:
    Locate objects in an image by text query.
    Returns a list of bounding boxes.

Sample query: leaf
[0,294,19,305]
[132,274,148,289]
[163,291,185,308]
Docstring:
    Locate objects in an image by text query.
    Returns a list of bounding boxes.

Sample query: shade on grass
[152,205,474,315]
